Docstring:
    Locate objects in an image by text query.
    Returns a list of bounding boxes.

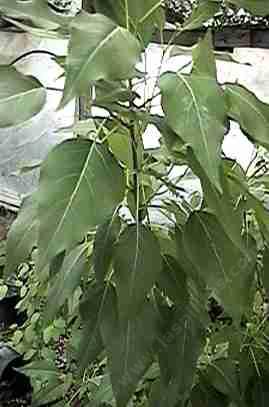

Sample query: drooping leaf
[94,0,164,46]
[153,278,207,406]
[183,0,220,30]
[160,71,226,192]
[0,66,46,128]
[183,211,256,323]
[78,282,109,371]
[100,285,157,407]
[187,150,246,254]
[44,243,89,323]
[37,139,125,270]
[113,224,162,321]
[228,0,269,16]
[60,12,141,107]
[93,215,121,283]
[5,195,38,276]
[225,84,269,150]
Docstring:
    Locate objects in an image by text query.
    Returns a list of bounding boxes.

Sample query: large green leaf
[114,224,162,321]
[94,0,164,46]
[225,84,269,150]
[93,216,121,283]
[37,139,125,270]
[183,211,256,323]
[160,72,226,192]
[5,195,38,276]
[44,243,89,323]
[78,282,109,371]
[0,0,71,29]
[100,285,157,407]
[60,12,141,107]
[183,0,220,30]
[0,66,46,128]
[153,278,207,406]
[228,0,269,16]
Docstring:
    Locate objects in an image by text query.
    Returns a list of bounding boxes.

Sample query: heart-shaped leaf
[0,66,46,128]
[37,139,125,270]
[60,12,141,107]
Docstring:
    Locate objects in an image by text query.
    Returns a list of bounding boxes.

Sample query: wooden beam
[153,27,269,49]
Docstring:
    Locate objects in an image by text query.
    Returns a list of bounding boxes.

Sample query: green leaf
[37,139,125,270]
[190,381,229,406]
[187,151,246,255]
[192,31,216,77]
[183,0,220,30]
[78,282,108,371]
[153,280,207,406]
[93,216,121,283]
[89,374,115,406]
[60,12,141,107]
[94,80,138,106]
[108,128,134,169]
[5,195,38,276]
[20,360,59,379]
[228,0,269,16]
[44,244,89,323]
[225,84,269,150]
[160,72,226,192]
[158,255,188,307]
[0,66,46,128]
[114,224,162,321]
[100,285,157,407]
[0,0,71,29]
[94,0,164,46]
[183,211,256,323]
[205,359,241,403]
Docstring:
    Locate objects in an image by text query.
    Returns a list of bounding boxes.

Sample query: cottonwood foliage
[2,0,269,406]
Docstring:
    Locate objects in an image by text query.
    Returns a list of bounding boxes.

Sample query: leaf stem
[10,50,58,66]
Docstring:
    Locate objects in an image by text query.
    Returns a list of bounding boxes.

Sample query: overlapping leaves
[60,12,141,107]
[94,0,164,46]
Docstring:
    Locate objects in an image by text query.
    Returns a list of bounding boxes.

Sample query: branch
[10,50,58,66]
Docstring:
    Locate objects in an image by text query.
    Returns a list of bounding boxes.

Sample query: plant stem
[10,50,58,66]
